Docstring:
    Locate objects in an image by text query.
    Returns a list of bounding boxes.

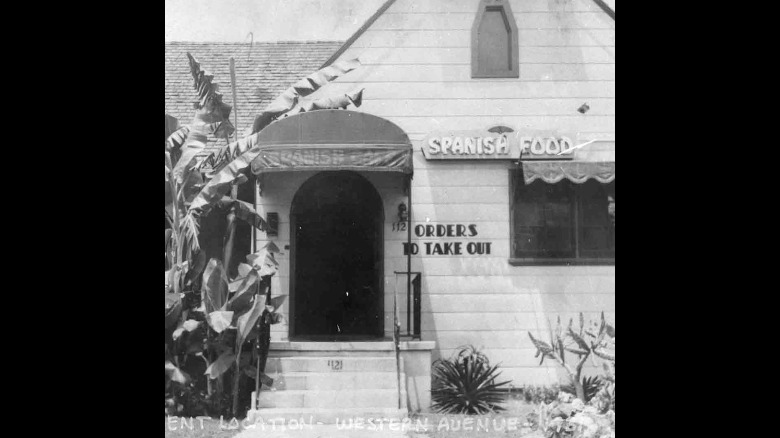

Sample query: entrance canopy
[250,110,413,175]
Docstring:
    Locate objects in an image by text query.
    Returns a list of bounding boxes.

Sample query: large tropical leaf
[186,53,232,124]
[164,292,182,331]
[246,243,280,278]
[164,229,173,267]
[267,294,287,313]
[165,360,189,384]
[215,198,268,231]
[172,319,201,340]
[224,271,261,315]
[207,310,234,333]
[250,58,360,134]
[202,259,228,313]
[172,124,209,186]
[186,144,260,212]
[236,263,253,279]
[184,250,207,289]
[184,59,362,214]
[172,54,232,192]
[166,125,190,156]
[165,114,179,139]
[297,88,364,112]
[236,298,265,347]
[179,212,201,255]
[205,352,236,379]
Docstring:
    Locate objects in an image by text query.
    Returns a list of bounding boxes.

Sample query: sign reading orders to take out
[422,129,576,160]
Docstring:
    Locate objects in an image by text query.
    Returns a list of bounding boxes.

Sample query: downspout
[406,174,412,334]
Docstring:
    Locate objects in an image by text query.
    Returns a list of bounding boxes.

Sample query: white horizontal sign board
[422,129,575,160]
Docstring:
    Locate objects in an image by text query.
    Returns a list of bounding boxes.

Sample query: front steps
[246,343,408,424]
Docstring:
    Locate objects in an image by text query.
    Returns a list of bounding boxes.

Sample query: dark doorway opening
[291,171,384,340]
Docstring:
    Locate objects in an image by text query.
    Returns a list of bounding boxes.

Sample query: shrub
[526,313,615,437]
[535,392,615,438]
[528,312,615,402]
[522,384,560,404]
[431,346,511,414]
[561,376,602,403]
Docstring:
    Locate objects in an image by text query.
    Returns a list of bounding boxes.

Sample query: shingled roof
[165,41,343,152]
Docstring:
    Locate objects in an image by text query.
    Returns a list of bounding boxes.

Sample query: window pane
[477,8,511,74]
[578,181,615,258]
[513,181,575,258]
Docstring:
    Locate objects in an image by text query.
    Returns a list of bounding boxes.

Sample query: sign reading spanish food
[422,129,576,160]
[400,223,493,256]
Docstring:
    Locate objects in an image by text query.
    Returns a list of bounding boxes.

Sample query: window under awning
[248,110,413,175]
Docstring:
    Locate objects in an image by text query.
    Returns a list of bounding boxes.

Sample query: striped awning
[522,161,615,184]
[249,110,413,175]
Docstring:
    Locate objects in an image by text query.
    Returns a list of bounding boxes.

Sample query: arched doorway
[290,171,384,340]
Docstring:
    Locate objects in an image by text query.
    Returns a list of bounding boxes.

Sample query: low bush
[521,384,560,404]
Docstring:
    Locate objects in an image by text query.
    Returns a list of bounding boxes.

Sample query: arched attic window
[471,0,519,78]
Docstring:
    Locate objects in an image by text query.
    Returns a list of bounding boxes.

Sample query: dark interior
[291,171,383,339]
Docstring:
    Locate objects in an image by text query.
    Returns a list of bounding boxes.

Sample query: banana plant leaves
[215,198,268,231]
[207,310,234,333]
[213,120,235,139]
[195,58,362,176]
[165,360,189,384]
[166,125,190,157]
[173,54,232,188]
[250,58,360,134]
[183,250,207,289]
[186,53,232,124]
[224,271,262,315]
[165,114,179,139]
[267,295,287,313]
[236,263,253,279]
[173,319,202,340]
[172,124,209,186]
[243,365,274,387]
[246,243,280,278]
[165,293,182,330]
[205,352,236,379]
[236,298,266,347]
[202,259,228,313]
[298,88,364,113]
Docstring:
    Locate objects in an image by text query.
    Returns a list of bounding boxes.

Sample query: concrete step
[256,388,403,409]
[265,371,402,390]
[264,356,397,373]
[245,407,409,426]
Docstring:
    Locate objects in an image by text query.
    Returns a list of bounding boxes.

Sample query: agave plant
[431,346,510,414]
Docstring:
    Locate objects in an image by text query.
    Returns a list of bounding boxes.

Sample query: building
[167,0,615,418]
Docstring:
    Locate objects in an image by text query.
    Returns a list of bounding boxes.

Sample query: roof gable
[165,41,342,150]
